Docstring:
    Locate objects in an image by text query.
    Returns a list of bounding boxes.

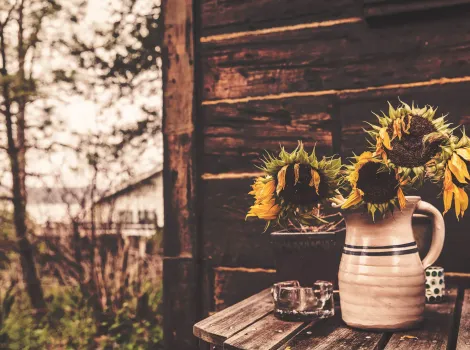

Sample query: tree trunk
[5,111,46,314]
[0,4,46,314]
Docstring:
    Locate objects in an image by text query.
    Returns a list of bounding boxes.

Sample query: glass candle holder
[272,280,335,321]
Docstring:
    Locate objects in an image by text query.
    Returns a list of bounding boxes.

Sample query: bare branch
[0,1,18,28]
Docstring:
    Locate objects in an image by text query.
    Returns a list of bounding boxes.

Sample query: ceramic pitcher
[338,196,445,330]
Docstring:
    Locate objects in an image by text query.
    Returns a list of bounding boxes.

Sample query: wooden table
[194,288,470,350]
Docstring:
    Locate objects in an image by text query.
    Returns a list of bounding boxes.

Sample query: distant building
[85,165,164,239]
[27,187,84,226]
[19,165,164,245]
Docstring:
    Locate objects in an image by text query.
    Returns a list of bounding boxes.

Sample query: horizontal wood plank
[384,288,458,350]
[202,177,275,268]
[224,313,309,350]
[364,0,470,18]
[200,0,361,36]
[213,267,276,311]
[202,11,470,101]
[457,289,470,350]
[193,288,273,345]
[279,312,388,350]
[203,95,337,174]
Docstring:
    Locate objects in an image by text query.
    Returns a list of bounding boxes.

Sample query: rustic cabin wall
[197,0,470,315]
[163,0,470,347]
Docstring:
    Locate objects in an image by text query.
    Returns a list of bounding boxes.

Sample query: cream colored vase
[338,196,445,331]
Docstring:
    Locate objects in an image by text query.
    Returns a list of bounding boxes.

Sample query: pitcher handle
[415,200,445,269]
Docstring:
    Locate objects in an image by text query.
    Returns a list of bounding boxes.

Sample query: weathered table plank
[195,287,461,350]
[224,313,311,350]
[193,289,273,345]
[457,289,470,350]
[384,288,458,350]
[278,313,388,350]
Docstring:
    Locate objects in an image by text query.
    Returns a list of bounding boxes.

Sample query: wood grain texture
[162,0,198,348]
[279,313,387,350]
[202,177,275,268]
[163,258,199,350]
[163,0,196,257]
[193,288,273,346]
[202,95,337,174]
[224,313,309,350]
[202,11,470,101]
[200,0,361,36]
[384,288,458,350]
[364,0,470,18]
[213,267,276,311]
[457,289,470,349]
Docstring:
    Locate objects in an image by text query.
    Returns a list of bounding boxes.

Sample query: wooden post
[162,0,199,348]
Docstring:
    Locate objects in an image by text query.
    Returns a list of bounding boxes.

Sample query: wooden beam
[200,17,362,43]
[364,0,470,18]
[163,0,196,257]
[202,76,470,106]
[162,0,199,348]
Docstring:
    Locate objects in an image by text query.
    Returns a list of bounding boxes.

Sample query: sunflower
[428,131,470,219]
[246,141,342,229]
[368,100,452,185]
[246,176,280,220]
[341,152,408,219]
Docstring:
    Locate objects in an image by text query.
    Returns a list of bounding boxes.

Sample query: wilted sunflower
[368,100,452,184]
[341,152,408,219]
[428,131,470,219]
[246,141,342,229]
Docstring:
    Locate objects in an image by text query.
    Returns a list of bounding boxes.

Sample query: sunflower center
[278,164,329,205]
[357,162,398,204]
[385,115,440,168]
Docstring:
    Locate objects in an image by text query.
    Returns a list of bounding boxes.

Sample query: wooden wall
[163,0,470,348]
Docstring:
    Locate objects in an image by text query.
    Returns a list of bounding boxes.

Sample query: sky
[25,0,163,190]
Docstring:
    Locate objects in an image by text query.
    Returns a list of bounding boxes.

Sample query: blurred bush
[0,231,163,349]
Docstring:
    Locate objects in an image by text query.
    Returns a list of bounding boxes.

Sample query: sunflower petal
[392,119,402,140]
[379,128,393,150]
[294,163,300,185]
[456,148,470,161]
[397,187,406,209]
[309,169,321,195]
[448,153,470,183]
[404,114,412,133]
[276,165,289,195]
[341,189,364,209]
[444,166,453,190]
[443,185,453,215]
[459,187,468,218]
[246,198,280,220]
[454,185,462,220]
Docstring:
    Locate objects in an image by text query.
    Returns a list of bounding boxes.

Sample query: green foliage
[0,283,163,349]
[98,282,163,349]
[0,210,14,241]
